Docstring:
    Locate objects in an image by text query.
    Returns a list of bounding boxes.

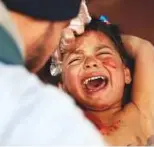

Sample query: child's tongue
[86,78,104,90]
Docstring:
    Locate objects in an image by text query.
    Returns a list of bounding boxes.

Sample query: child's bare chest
[102,106,152,146]
[103,120,147,146]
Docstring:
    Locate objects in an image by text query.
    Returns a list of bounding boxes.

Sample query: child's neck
[84,103,122,125]
[86,106,121,124]
[84,102,122,135]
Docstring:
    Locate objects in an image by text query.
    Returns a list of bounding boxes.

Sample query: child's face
[61,31,131,111]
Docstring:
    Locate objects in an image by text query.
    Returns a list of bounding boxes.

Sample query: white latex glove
[51,0,91,76]
[54,0,91,60]
[68,0,91,34]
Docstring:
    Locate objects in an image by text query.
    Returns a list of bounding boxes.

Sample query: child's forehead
[61,31,115,60]
[74,31,114,50]
[75,31,111,45]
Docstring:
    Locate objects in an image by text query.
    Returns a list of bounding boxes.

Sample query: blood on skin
[85,112,121,135]
[102,57,118,69]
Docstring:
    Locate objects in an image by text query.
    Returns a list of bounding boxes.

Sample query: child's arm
[122,35,154,117]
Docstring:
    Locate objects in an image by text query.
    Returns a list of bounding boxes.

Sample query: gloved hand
[55,0,91,60]
[68,0,91,35]
[51,0,91,76]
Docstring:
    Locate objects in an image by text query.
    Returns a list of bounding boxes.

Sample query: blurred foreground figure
[0,0,103,145]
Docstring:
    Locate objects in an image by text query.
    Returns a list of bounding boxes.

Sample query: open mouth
[82,76,109,92]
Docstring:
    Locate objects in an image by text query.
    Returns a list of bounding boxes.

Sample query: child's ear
[124,66,132,84]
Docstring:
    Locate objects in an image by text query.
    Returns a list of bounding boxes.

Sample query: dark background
[88,0,154,43]
[38,0,154,83]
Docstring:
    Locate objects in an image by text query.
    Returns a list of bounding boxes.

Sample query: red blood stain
[102,57,117,69]
[85,112,121,136]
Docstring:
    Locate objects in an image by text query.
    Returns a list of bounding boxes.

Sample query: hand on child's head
[55,0,91,61]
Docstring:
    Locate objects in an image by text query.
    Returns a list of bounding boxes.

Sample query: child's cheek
[102,57,118,68]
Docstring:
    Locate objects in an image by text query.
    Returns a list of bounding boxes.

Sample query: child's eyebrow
[71,49,84,54]
[95,44,112,51]
[62,49,84,61]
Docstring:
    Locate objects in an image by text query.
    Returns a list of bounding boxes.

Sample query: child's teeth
[83,76,106,85]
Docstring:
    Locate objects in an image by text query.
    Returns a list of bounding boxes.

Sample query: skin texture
[10,11,69,73]
[60,32,154,145]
